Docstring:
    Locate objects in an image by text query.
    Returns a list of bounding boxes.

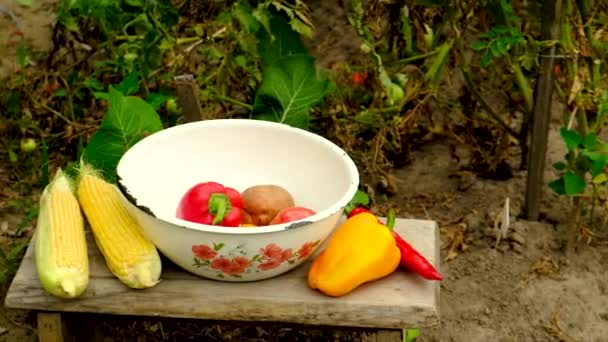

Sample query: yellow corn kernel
[76,163,161,289]
[35,168,89,299]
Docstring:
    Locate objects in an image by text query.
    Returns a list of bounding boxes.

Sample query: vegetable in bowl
[115,119,360,281]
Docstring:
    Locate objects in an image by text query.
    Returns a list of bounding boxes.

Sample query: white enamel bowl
[115,119,359,282]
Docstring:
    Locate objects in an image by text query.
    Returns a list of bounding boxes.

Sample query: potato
[240,209,254,225]
[242,185,295,226]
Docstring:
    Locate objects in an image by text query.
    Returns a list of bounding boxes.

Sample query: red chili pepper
[391,230,443,280]
[346,206,443,281]
[176,182,243,227]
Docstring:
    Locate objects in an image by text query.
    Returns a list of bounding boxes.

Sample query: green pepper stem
[209,193,232,225]
[386,209,396,231]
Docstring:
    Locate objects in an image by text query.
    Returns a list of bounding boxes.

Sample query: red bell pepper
[176,182,243,227]
[346,207,443,281]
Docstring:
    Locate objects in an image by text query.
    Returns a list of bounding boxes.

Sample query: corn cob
[76,163,161,289]
[35,168,89,299]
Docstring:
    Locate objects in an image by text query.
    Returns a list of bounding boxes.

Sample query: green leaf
[564,172,586,195]
[548,177,566,195]
[124,0,143,7]
[583,132,597,149]
[254,13,308,68]
[83,87,163,182]
[471,41,487,50]
[552,161,566,171]
[83,77,105,91]
[289,18,313,38]
[145,92,172,110]
[57,11,80,32]
[344,190,370,214]
[406,328,421,342]
[592,173,608,184]
[16,0,33,6]
[233,2,261,32]
[251,54,333,130]
[414,0,448,5]
[115,72,140,95]
[594,141,608,152]
[582,151,608,173]
[8,149,18,163]
[590,156,608,176]
[582,151,601,160]
[93,92,110,100]
[596,92,608,128]
[425,40,453,93]
[16,46,28,67]
[53,88,68,98]
[560,127,582,151]
[480,53,492,67]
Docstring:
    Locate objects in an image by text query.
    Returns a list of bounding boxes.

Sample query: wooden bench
[4,218,440,341]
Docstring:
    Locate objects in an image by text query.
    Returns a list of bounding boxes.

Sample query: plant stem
[591,184,597,226]
[566,196,581,255]
[29,96,73,125]
[386,50,439,66]
[208,92,253,110]
[510,61,534,114]
[367,105,402,114]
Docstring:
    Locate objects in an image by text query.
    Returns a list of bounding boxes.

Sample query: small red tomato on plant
[269,206,316,225]
[176,182,244,227]
[351,71,367,86]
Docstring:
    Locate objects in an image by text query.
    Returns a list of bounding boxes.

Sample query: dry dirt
[1,1,608,342]
[0,0,56,80]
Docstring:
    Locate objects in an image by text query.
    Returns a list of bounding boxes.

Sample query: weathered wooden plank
[37,312,66,342]
[5,218,440,330]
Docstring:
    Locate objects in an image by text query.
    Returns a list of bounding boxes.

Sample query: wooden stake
[525,0,563,221]
[174,74,204,123]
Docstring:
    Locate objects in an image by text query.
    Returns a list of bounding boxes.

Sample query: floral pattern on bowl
[191,240,321,279]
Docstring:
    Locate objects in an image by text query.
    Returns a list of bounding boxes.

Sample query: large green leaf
[251,54,333,129]
[83,87,163,182]
[254,12,308,68]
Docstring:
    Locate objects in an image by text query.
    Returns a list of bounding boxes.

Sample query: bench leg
[362,329,403,342]
[37,312,67,342]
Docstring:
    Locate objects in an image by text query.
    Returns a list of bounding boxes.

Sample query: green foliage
[71,1,330,181]
[83,87,164,182]
[550,127,608,196]
[253,12,309,68]
[471,25,525,67]
[56,0,179,78]
[252,54,334,129]
[230,3,334,129]
[0,239,30,286]
[405,328,421,342]
[344,190,370,215]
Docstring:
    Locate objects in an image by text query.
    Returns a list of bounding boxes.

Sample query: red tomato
[269,206,316,225]
[351,71,367,86]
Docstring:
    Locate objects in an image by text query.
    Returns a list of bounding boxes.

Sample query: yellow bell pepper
[307,212,401,297]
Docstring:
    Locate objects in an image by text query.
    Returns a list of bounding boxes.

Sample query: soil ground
[1,1,608,342]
